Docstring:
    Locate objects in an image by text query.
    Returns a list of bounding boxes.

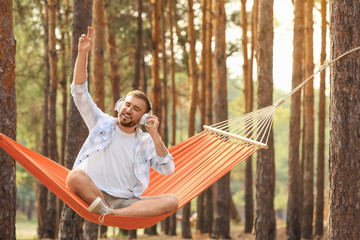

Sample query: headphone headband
[114,95,153,115]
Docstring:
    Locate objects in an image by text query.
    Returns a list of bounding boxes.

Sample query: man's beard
[120,119,137,128]
[118,113,138,128]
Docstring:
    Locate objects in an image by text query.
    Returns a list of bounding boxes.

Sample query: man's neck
[117,121,136,134]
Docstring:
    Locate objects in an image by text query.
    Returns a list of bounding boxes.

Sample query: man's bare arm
[146,115,169,157]
[73,26,93,85]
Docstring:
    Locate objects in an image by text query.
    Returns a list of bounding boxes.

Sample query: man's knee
[66,168,88,191]
[163,194,179,212]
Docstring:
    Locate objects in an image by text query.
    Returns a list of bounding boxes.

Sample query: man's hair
[126,90,152,113]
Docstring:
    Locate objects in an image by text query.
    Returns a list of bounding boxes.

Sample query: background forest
[2,0,359,239]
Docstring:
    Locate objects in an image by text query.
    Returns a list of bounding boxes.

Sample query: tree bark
[38,2,50,237]
[58,0,93,238]
[301,0,315,238]
[204,1,213,233]
[314,0,327,237]
[255,0,276,239]
[160,0,168,145]
[242,0,255,233]
[169,0,177,147]
[106,5,121,115]
[45,0,59,237]
[205,0,213,127]
[328,1,360,239]
[212,0,230,239]
[84,0,105,237]
[182,0,199,238]
[286,0,304,239]
[134,0,144,91]
[92,0,106,111]
[0,1,17,239]
[150,0,161,118]
[196,0,208,233]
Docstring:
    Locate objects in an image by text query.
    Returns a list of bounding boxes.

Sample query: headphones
[114,95,153,126]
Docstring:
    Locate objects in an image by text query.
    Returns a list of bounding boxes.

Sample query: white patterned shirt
[70,81,174,198]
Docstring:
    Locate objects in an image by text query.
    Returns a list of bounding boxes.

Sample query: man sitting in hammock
[66,26,178,219]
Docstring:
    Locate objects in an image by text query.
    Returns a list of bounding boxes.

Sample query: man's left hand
[145,115,160,135]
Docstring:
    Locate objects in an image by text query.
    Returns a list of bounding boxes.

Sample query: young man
[66,26,178,220]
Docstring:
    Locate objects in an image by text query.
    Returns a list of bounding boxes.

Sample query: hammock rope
[1,46,359,229]
[204,46,360,147]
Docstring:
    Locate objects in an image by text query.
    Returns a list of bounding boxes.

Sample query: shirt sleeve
[144,134,174,175]
[150,151,175,175]
[70,81,107,130]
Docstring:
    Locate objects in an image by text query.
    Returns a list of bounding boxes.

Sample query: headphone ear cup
[140,113,149,125]
[114,98,124,112]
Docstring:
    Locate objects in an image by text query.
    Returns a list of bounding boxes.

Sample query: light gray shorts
[101,191,141,209]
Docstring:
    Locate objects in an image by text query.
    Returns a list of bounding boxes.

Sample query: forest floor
[16,212,328,240]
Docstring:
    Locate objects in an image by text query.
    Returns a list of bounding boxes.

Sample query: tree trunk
[196,0,208,234]
[169,0,177,147]
[242,0,255,233]
[204,1,213,233]
[328,1,360,239]
[301,0,315,238]
[134,0,144,91]
[160,0,168,145]
[150,0,161,118]
[255,0,276,239]
[212,1,230,239]
[92,0,106,111]
[38,2,50,237]
[181,204,192,239]
[0,1,16,239]
[59,2,70,168]
[205,0,213,127]
[182,0,199,238]
[314,0,327,237]
[84,0,106,237]
[45,0,59,237]
[286,0,304,239]
[107,10,121,115]
[58,0,93,238]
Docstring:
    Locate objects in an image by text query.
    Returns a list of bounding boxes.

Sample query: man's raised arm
[73,26,93,85]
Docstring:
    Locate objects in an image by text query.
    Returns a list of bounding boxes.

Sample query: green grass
[16,212,38,240]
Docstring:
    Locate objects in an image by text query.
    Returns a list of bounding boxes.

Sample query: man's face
[118,95,147,128]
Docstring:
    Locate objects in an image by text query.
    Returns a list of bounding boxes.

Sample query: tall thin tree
[242,0,255,233]
[38,2,50,237]
[203,0,214,235]
[212,0,230,238]
[181,0,199,238]
[160,0,168,146]
[44,0,59,237]
[196,0,208,233]
[134,0,144,91]
[84,0,106,237]
[106,2,121,114]
[302,0,315,238]
[150,0,161,119]
[255,0,276,239]
[286,0,304,239]
[168,0,177,235]
[0,1,17,239]
[328,1,360,239]
[58,0,93,238]
[315,0,327,237]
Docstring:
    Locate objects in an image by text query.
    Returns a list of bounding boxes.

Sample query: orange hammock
[0,125,265,230]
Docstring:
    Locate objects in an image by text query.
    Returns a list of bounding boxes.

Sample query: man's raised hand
[78,26,93,53]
